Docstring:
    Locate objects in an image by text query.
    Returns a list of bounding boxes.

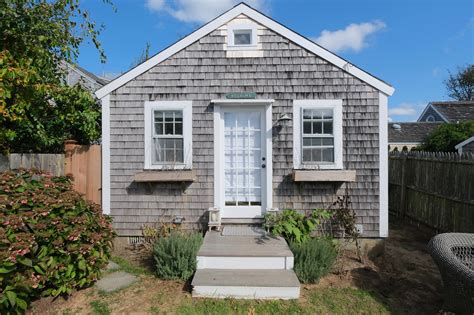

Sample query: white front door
[220,107,266,218]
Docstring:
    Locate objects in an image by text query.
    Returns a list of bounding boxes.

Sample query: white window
[293,100,343,170]
[227,23,257,50]
[426,115,436,122]
[144,101,192,169]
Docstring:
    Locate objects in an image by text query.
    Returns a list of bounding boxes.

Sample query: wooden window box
[292,170,356,182]
[134,170,196,182]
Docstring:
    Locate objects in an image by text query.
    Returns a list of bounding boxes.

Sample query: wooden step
[192,269,300,299]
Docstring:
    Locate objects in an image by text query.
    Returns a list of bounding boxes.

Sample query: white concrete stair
[192,230,300,299]
[192,269,300,299]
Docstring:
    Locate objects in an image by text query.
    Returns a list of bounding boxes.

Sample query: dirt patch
[29,219,443,314]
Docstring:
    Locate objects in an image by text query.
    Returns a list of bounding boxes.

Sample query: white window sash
[293,100,343,170]
[144,101,192,170]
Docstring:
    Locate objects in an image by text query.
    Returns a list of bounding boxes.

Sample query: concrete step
[197,231,294,270]
[192,269,300,300]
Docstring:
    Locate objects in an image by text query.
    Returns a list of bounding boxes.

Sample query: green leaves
[0,170,115,313]
[264,209,333,244]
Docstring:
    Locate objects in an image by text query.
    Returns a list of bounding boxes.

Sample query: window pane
[154,111,163,122]
[175,122,183,135]
[322,148,334,162]
[303,138,311,146]
[154,122,163,135]
[234,30,252,45]
[303,121,312,134]
[322,138,334,146]
[164,123,174,135]
[322,109,333,119]
[313,110,323,119]
[323,121,333,134]
[312,148,322,162]
[303,109,312,119]
[313,122,322,134]
[164,112,174,122]
[302,148,312,162]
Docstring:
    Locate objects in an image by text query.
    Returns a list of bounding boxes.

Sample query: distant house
[455,136,474,154]
[388,122,442,151]
[418,101,474,123]
[62,62,109,93]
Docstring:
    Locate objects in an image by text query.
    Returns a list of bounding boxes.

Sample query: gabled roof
[95,2,394,99]
[418,101,474,123]
[388,122,442,143]
[455,136,474,150]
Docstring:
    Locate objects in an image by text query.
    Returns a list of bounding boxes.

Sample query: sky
[79,0,474,122]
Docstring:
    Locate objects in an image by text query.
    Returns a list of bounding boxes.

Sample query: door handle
[262,164,266,168]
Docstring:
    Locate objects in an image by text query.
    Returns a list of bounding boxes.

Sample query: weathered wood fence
[0,142,101,205]
[389,151,474,232]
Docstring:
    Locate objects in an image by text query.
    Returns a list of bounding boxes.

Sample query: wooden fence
[0,142,101,205]
[389,151,474,233]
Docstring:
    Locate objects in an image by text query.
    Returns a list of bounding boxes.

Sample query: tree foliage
[0,0,112,153]
[445,64,474,101]
[420,121,474,152]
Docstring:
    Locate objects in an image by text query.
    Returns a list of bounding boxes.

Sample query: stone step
[197,231,294,270]
[192,269,300,300]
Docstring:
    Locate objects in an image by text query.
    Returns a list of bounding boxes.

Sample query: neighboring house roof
[455,136,474,151]
[95,2,394,99]
[388,122,442,143]
[62,61,109,93]
[73,64,109,86]
[418,101,474,123]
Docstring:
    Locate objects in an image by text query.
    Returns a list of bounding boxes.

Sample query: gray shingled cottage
[95,3,394,241]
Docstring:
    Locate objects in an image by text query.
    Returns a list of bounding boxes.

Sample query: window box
[133,170,197,182]
[292,170,356,182]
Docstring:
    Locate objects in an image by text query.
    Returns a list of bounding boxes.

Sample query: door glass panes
[224,111,262,207]
[302,108,335,163]
[153,110,184,164]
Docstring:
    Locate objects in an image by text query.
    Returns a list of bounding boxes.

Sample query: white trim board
[101,95,111,215]
[95,3,394,99]
[455,136,474,153]
[379,92,389,237]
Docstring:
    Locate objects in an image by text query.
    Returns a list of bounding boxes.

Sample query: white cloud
[388,103,417,116]
[314,21,386,53]
[145,0,266,23]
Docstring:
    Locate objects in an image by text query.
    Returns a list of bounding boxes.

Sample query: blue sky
[79,0,474,122]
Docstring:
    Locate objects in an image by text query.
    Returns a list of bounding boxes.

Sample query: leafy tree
[0,0,113,153]
[130,42,151,68]
[445,64,474,101]
[420,121,474,152]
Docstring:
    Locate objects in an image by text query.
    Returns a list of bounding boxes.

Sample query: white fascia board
[379,92,389,237]
[95,4,394,99]
[211,99,274,105]
[455,136,474,150]
[101,95,111,215]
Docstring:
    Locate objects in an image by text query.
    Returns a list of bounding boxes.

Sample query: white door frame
[212,99,274,218]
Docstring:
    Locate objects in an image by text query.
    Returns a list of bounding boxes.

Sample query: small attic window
[227,23,257,50]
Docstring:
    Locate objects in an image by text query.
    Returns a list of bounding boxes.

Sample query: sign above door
[225,92,256,99]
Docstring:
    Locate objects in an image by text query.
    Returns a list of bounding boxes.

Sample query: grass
[110,256,152,275]
[174,288,391,315]
[89,300,110,315]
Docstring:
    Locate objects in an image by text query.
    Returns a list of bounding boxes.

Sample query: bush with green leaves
[420,120,474,152]
[290,238,337,283]
[0,170,115,313]
[153,232,203,281]
[264,209,332,244]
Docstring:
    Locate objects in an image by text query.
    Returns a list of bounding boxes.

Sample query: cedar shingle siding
[109,27,381,237]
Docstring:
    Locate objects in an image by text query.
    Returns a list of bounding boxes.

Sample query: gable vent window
[227,24,258,50]
[144,101,192,170]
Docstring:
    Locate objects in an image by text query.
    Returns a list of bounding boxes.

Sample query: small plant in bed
[153,232,203,280]
[264,209,332,244]
[290,238,337,283]
[0,170,115,313]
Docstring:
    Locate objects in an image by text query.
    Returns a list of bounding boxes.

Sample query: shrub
[290,238,337,283]
[0,170,115,313]
[153,232,203,280]
[264,209,332,244]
